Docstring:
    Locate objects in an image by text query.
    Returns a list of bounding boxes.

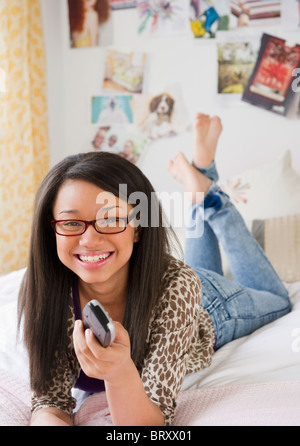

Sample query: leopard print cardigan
[31,257,215,425]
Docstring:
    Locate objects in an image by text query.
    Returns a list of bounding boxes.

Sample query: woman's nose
[79,224,106,246]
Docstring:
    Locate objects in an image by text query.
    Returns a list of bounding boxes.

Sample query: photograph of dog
[140,93,175,139]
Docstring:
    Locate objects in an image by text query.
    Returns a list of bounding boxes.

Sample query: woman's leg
[199,181,290,348]
[204,182,288,295]
[183,160,223,274]
[168,114,291,348]
[168,114,223,274]
[195,263,290,349]
[185,217,223,275]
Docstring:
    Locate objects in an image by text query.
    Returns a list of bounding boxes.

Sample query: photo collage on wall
[67,0,300,45]
[90,47,191,164]
[91,48,149,165]
[66,0,193,165]
[203,0,300,116]
[66,0,300,165]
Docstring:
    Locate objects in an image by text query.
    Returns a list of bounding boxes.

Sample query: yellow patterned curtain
[0,0,49,275]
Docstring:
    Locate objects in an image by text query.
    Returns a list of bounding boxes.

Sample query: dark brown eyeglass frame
[51,214,135,236]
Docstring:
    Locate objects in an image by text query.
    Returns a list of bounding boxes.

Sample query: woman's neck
[78,279,127,323]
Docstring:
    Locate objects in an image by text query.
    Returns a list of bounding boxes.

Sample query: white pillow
[253,214,300,283]
[219,150,300,221]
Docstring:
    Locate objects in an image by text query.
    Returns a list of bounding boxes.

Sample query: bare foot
[193,113,222,168]
[167,152,212,204]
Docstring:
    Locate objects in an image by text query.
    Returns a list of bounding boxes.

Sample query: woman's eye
[61,221,85,230]
[64,221,81,226]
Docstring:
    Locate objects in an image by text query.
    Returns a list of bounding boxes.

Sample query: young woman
[68,0,110,48]
[18,113,291,426]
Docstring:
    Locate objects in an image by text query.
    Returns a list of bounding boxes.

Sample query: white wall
[41,0,300,203]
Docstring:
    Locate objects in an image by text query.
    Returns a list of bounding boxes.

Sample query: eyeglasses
[51,215,135,236]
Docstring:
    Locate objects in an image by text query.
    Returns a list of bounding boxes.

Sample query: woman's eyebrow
[58,209,80,215]
[58,205,123,215]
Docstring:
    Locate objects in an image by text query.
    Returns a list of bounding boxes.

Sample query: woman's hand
[73,319,164,425]
[73,319,132,384]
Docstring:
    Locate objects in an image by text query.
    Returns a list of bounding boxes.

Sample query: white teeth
[79,253,111,263]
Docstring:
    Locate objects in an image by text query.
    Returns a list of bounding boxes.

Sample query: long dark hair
[18,152,179,394]
[68,0,110,33]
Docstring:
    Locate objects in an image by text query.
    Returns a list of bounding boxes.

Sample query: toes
[166,159,174,171]
[194,113,222,132]
[210,115,223,132]
[195,113,210,127]
[174,151,184,159]
[167,152,190,180]
[195,113,209,120]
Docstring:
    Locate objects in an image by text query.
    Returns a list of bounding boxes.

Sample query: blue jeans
[184,162,291,349]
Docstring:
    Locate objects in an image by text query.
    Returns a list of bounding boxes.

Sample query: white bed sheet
[0,268,299,391]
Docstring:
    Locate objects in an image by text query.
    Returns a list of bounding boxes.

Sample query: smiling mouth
[77,252,112,263]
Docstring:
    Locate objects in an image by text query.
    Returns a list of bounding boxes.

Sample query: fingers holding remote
[73,319,132,382]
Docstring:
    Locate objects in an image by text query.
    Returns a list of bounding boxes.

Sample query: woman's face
[84,0,97,9]
[52,179,139,292]
[93,129,106,149]
[123,140,134,156]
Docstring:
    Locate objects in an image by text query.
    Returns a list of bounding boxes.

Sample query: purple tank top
[72,280,105,393]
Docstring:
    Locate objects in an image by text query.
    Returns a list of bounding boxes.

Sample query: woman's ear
[134,226,141,243]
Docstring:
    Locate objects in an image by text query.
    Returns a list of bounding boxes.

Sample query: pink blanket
[172,381,300,426]
[1,369,299,426]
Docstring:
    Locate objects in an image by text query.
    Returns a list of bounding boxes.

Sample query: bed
[1,150,300,426]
